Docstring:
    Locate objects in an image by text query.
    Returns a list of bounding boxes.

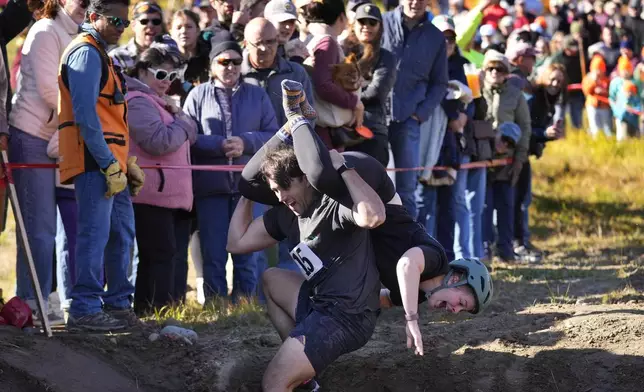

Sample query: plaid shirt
[108,38,139,74]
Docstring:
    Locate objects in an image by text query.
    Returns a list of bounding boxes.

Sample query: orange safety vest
[57,33,129,185]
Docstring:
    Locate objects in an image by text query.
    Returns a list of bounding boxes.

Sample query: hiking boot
[295,378,321,391]
[104,305,143,328]
[67,311,128,332]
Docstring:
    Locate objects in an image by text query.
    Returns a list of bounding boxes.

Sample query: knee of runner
[261,267,280,292]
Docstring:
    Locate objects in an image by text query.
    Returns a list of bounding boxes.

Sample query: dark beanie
[209,31,243,61]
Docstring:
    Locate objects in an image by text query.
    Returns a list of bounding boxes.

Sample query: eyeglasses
[358,19,379,27]
[139,18,163,26]
[247,38,278,49]
[216,58,243,67]
[148,67,179,81]
[99,14,131,28]
[486,66,507,74]
[444,35,456,43]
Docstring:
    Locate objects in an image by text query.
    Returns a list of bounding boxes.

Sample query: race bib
[290,242,324,280]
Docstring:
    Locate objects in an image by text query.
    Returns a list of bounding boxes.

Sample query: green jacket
[482,81,532,166]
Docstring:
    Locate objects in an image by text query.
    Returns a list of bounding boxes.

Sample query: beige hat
[483,50,510,71]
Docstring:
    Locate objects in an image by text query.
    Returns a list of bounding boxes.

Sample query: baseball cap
[483,49,510,72]
[355,3,382,21]
[432,15,456,33]
[132,1,163,19]
[264,0,298,23]
[347,0,370,12]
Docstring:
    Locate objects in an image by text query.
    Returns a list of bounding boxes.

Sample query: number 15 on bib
[290,242,324,280]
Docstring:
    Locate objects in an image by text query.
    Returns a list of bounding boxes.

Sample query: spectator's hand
[224,136,244,159]
[353,101,365,130]
[102,161,128,198]
[0,135,8,180]
[163,96,182,114]
[411,114,421,123]
[545,125,563,140]
[449,112,468,133]
[594,86,606,95]
[232,8,251,26]
[405,319,424,356]
[509,159,523,186]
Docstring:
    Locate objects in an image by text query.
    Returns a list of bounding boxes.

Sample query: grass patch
[530,130,644,251]
[601,285,644,304]
[149,297,269,332]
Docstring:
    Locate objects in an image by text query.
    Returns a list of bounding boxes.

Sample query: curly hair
[260,144,304,190]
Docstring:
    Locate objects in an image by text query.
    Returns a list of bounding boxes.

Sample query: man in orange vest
[57,0,145,332]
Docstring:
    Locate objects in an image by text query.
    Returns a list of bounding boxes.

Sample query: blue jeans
[69,171,135,317]
[8,127,56,302]
[452,156,487,259]
[389,118,421,218]
[567,94,585,129]
[483,181,515,259]
[416,183,455,261]
[196,194,258,300]
[514,160,532,246]
[55,188,78,310]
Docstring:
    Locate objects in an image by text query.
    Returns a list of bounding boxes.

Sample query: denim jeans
[8,127,56,302]
[171,209,192,302]
[514,160,532,246]
[483,181,515,258]
[55,188,78,310]
[585,105,612,138]
[196,194,258,301]
[69,171,135,318]
[389,118,421,218]
[452,155,487,259]
[567,94,585,129]
[416,183,455,261]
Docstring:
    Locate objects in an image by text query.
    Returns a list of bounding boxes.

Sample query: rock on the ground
[160,325,198,344]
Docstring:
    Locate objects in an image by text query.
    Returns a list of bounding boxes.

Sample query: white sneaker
[26,299,66,327]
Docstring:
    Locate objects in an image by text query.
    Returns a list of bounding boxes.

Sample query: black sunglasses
[99,14,131,28]
[486,66,507,74]
[358,19,379,27]
[139,18,163,26]
[217,58,243,66]
[444,35,456,43]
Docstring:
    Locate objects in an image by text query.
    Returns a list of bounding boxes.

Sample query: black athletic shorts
[289,282,379,374]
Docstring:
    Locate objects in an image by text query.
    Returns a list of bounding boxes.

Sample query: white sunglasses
[147,67,179,82]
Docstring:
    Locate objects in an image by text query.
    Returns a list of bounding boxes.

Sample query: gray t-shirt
[263,193,381,313]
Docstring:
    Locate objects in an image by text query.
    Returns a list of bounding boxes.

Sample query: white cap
[480,24,497,37]
[265,0,298,23]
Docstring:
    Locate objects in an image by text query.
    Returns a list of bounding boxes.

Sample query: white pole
[1,150,52,337]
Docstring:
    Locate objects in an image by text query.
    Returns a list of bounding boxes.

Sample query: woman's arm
[128,96,195,156]
[311,37,359,109]
[30,26,61,111]
[395,247,426,356]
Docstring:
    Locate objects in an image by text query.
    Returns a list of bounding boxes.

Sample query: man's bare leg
[262,337,316,392]
[262,268,304,341]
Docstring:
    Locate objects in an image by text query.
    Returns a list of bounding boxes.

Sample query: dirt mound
[1,304,643,392]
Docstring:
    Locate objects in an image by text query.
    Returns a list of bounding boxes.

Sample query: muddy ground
[1,246,643,392]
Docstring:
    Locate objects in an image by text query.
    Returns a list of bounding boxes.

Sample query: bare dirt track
[1,247,643,392]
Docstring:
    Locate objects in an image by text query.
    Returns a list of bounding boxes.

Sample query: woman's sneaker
[66,311,128,332]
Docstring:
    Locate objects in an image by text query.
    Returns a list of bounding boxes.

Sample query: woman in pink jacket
[125,38,198,316]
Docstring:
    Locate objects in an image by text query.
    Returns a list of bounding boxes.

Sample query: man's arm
[226,196,279,254]
[66,46,116,169]
[414,37,449,123]
[0,49,7,137]
[330,150,385,229]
